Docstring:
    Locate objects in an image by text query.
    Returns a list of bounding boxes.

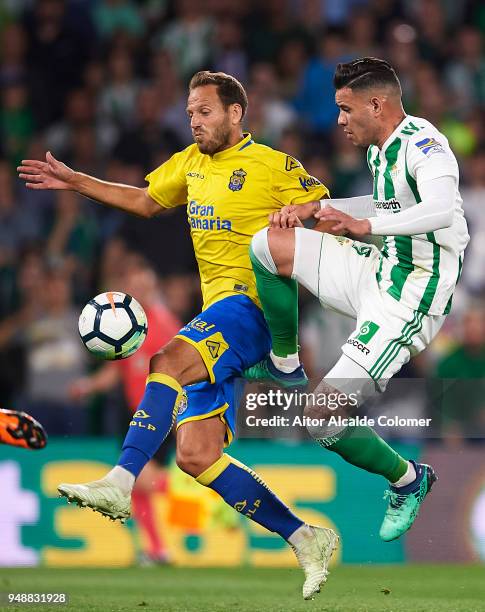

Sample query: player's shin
[324,425,409,482]
[250,233,298,359]
[306,374,409,483]
[196,454,303,540]
[117,374,183,480]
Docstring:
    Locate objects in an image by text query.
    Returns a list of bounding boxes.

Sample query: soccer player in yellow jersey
[18,71,338,598]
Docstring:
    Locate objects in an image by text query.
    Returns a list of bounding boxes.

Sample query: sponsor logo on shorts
[346,339,370,355]
[356,321,380,343]
[185,318,216,333]
[206,340,221,359]
[347,321,380,354]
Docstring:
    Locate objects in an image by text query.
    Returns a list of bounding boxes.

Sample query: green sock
[326,425,408,482]
[250,246,298,357]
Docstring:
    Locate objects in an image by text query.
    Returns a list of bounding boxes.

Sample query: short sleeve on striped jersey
[406,132,459,185]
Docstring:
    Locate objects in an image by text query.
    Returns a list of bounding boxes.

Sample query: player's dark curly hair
[333,57,401,94]
[189,71,248,119]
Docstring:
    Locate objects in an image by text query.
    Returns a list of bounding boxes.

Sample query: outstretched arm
[18,151,161,218]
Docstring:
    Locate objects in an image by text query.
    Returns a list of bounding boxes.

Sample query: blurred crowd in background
[0,0,484,442]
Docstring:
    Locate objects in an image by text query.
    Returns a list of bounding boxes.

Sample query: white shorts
[293,229,445,391]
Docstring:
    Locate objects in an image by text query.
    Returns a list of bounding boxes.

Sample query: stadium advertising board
[1,439,407,567]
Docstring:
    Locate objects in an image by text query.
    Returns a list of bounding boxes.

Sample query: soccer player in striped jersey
[247,57,469,541]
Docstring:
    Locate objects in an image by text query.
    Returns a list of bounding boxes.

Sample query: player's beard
[195,118,232,155]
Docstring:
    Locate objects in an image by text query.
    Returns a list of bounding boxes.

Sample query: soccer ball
[78,292,148,360]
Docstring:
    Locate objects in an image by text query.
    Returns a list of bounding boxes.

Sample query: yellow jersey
[145,133,329,309]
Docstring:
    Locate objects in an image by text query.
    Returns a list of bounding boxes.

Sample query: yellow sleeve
[145,150,188,209]
[271,153,329,205]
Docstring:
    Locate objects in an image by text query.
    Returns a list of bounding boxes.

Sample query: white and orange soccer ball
[78,291,148,360]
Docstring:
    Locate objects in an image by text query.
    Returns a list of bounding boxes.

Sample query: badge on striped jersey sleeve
[414,137,444,157]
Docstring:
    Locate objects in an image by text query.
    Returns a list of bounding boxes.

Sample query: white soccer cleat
[290,525,339,600]
[57,479,131,522]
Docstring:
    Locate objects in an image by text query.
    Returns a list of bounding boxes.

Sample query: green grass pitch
[1,566,484,611]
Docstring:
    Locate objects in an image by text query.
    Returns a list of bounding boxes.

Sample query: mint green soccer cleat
[379,461,437,542]
[243,355,308,388]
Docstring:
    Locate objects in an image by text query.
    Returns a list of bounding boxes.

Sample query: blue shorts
[175,295,271,445]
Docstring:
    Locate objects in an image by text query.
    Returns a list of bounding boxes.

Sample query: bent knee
[251,228,278,273]
[267,227,295,276]
[175,445,222,478]
[251,227,294,277]
[148,343,183,379]
[149,347,171,374]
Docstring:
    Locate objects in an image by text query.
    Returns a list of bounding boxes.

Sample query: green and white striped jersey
[368,115,469,316]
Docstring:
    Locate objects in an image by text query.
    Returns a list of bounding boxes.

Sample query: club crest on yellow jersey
[228,168,247,191]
